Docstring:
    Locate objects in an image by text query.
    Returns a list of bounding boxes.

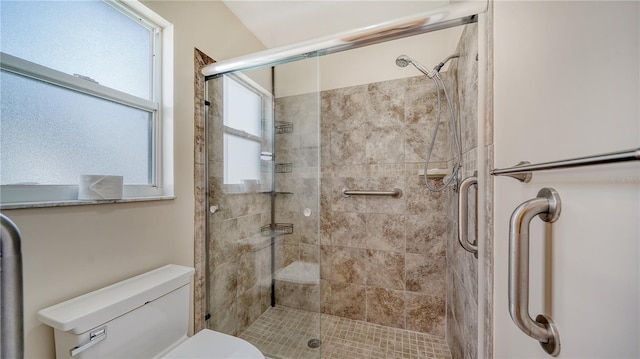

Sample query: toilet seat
[162,329,265,359]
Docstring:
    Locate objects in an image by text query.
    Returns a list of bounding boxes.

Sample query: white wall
[3,1,265,357]
[275,25,464,97]
[492,1,639,358]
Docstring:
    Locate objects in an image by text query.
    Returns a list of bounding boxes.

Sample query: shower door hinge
[204,100,211,106]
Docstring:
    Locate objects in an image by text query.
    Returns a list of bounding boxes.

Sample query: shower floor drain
[307,338,322,348]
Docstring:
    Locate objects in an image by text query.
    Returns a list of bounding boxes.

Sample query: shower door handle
[508,188,561,356]
[458,175,478,257]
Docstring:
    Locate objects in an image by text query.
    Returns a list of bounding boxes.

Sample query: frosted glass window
[224,135,261,185]
[0,70,151,185]
[223,75,267,185]
[224,78,262,136]
[1,0,153,100]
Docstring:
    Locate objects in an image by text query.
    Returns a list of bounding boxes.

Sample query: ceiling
[221,1,450,48]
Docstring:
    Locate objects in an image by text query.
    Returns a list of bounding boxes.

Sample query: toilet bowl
[163,329,263,358]
[37,265,265,359]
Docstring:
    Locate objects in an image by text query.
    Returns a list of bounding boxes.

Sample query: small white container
[78,175,123,200]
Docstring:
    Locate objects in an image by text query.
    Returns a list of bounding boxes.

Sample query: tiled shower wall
[445,23,479,359]
[272,24,479,342]
[274,75,455,337]
[199,23,478,345]
[320,76,454,337]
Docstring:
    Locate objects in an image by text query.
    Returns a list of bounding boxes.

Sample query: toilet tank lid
[37,264,195,334]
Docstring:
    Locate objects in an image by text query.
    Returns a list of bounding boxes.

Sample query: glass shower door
[205,58,321,359]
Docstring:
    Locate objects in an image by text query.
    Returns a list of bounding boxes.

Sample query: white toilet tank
[38,265,195,359]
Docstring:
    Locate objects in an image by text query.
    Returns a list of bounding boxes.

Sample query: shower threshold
[240,305,452,359]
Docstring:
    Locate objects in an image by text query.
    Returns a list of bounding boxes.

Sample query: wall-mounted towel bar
[491,147,640,182]
[342,188,403,198]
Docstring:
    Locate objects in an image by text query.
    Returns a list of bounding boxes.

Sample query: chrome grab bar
[342,188,402,198]
[491,147,640,182]
[458,175,478,257]
[509,188,561,356]
[1,214,24,359]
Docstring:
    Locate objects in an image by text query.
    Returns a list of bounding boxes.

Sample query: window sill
[0,195,176,210]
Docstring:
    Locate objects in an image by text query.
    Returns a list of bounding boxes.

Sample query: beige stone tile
[193,259,205,332]
[208,260,237,309]
[405,120,450,163]
[405,176,446,215]
[365,176,406,214]
[406,213,447,255]
[365,213,405,253]
[331,177,368,213]
[320,245,332,280]
[320,279,332,314]
[328,282,366,321]
[405,252,446,297]
[209,299,238,336]
[405,80,440,125]
[237,251,258,295]
[405,292,446,337]
[299,244,319,264]
[237,285,263,334]
[331,211,367,248]
[331,247,367,284]
[274,280,320,312]
[331,129,367,166]
[239,305,452,359]
[366,250,405,290]
[274,241,299,271]
[208,218,238,266]
[366,287,405,329]
[363,90,405,129]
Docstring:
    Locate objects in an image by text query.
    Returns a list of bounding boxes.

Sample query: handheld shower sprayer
[394,55,410,67]
[395,55,436,78]
[395,53,463,193]
[396,54,460,78]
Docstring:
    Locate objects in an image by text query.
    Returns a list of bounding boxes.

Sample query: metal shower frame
[202,1,487,78]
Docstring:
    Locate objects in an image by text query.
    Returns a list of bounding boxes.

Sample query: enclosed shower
[198,5,481,358]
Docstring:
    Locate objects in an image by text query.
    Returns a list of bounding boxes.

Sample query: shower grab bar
[491,147,640,182]
[458,175,478,257]
[509,188,561,356]
[1,214,24,359]
[342,188,402,198]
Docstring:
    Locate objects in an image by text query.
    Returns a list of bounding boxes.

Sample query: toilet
[37,265,265,359]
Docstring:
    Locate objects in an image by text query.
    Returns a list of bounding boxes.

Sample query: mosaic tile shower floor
[239,306,452,359]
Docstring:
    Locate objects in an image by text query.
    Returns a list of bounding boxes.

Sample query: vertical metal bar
[508,188,561,356]
[203,80,212,324]
[270,66,276,308]
[458,175,478,256]
[1,214,24,359]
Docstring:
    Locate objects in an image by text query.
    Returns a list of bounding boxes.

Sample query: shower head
[395,55,411,68]
[395,54,435,78]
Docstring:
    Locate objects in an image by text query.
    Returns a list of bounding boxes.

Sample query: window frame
[0,0,172,208]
